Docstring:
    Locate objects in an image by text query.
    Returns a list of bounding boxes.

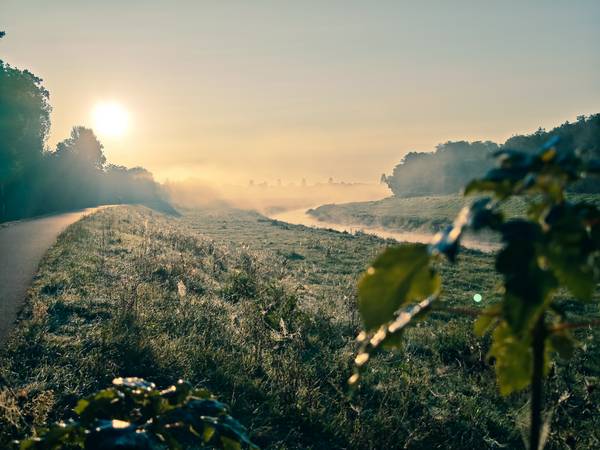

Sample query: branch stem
[550,319,600,332]
[530,315,546,450]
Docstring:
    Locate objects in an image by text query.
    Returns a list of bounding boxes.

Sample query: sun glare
[92,101,130,138]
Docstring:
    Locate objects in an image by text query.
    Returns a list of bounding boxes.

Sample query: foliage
[0,57,172,222]
[383,115,600,197]
[15,377,256,450]
[55,127,107,171]
[352,137,600,448]
[384,140,498,197]
[0,59,51,185]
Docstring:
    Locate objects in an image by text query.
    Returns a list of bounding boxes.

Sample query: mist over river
[268,207,499,253]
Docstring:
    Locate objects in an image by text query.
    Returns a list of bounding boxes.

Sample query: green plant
[350,137,600,449]
[16,377,257,450]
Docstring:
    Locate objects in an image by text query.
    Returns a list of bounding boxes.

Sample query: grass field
[0,205,598,449]
[308,194,600,233]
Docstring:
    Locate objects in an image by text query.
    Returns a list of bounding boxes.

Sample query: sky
[1,1,599,184]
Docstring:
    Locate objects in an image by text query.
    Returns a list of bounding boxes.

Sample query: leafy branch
[16,377,258,450]
[351,137,600,449]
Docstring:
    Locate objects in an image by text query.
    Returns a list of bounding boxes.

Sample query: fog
[164,179,390,214]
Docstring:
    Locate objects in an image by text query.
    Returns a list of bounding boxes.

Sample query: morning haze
[2,0,599,185]
[2,2,600,449]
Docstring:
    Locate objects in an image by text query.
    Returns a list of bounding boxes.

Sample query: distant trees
[0,47,171,222]
[384,115,600,197]
[385,141,498,197]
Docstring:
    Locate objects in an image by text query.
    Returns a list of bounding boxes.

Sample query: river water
[268,207,499,253]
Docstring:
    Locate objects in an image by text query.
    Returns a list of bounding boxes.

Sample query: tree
[55,126,106,170]
[0,59,51,217]
[384,141,498,197]
[351,137,600,449]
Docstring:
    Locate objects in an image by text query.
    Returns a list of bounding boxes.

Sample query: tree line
[0,34,172,222]
[383,114,600,197]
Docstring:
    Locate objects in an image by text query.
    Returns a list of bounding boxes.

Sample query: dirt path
[0,207,104,343]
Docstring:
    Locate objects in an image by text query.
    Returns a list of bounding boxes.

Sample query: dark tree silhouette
[55,126,106,170]
[0,59,51,217]
[384,115,600,197]
[385,141,498,197]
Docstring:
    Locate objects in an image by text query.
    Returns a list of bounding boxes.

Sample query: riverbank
[269,205,499,252]
[306,193,600,236]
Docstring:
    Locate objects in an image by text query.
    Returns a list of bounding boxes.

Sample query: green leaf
[160,379,193,406]
[473,304,501,337]
[74,388,124,425]
[496,220,557,334]
[502,278,554,335]
[358,244,440,331]
[221,436,243,450]
[73,399,90,416]
[544,202,599,301]
[350,297,437,387]
[464,178,514,199]
[488,322,532,396]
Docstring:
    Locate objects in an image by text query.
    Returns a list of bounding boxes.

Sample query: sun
[92,101,130,138]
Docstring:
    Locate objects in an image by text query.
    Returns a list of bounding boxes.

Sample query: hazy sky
[2,1,599,183]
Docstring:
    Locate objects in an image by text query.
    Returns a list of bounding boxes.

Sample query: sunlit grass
[0,205,597,449]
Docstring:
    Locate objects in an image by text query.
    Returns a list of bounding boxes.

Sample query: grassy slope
[308,194,600,233]
[0,205,598,449]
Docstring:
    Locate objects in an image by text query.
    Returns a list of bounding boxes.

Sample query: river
[268,207,499,253]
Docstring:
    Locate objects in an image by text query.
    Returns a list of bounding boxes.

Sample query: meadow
[0,205,598,449]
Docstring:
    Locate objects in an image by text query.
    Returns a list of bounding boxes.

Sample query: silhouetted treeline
[0,48,172,222]
[383,114,600,197]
